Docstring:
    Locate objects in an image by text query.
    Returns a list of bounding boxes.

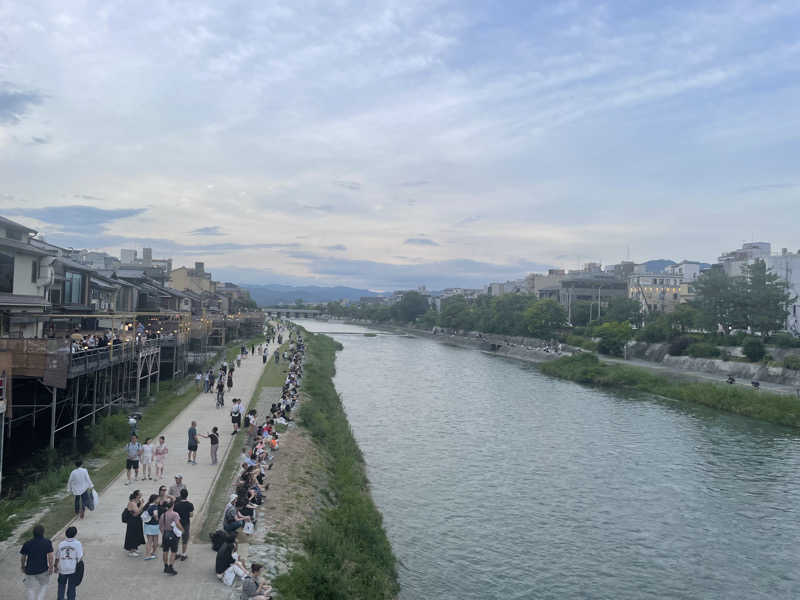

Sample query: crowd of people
[20,323,304,599]
[212,333,305,597]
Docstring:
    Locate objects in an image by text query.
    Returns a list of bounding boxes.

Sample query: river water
[296,320,800,600]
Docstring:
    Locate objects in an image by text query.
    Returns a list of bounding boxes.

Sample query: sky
[1,0,799,291]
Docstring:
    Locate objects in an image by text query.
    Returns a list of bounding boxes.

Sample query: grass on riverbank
[541,353,800,427]
[1,335,264,542]
[273,332,399,600]
[196,344,287,543]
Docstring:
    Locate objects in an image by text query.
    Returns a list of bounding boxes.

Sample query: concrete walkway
[5,333,283,600]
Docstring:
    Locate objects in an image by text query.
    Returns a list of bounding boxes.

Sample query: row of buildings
[361,241,799,334]
[0,216,255,340]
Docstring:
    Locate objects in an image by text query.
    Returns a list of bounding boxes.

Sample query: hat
[174,473,183,479]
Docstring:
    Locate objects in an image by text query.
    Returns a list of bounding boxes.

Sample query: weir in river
[298,319,800,600]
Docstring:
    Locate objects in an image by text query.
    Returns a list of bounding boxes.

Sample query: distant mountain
[640,259,677,273]
[242,284,382,306]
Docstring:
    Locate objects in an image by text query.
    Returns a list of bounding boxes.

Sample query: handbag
[91,489,99,510]
[243,521,254,535]
[121,508,129,523]
[172,521,182,538]
[74,560,85,586]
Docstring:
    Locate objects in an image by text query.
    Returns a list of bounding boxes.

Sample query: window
[31,260,39,283]
[0,252,13,293]
[64,271,84,304]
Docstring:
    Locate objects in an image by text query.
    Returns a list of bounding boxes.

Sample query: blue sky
[1,1,799,290]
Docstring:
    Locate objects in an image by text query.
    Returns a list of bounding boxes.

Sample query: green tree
[525,299,568,339]
[602,297,643,325]
[440,295,476,331]
[419,308,439,328]
[390,291,430,323]
[741,259,794,337]
[487,294,535,335]
[742,338,766,362]
[595,321,634,356]
[668,303,699,333]
[692,268,738,334]
[295,298,305,307]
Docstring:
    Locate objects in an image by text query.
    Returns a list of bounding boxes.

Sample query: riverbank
[273,331,399,599]
[541,353,800,428]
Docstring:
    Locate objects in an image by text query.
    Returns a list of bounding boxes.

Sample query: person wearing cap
[168,475,187,499]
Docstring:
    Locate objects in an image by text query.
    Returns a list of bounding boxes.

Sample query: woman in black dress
[124,489,146,556]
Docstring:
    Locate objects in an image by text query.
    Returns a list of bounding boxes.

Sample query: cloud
[189,226,225,236]
[404,238,439,246]
[5,205,146,233]
[737,183,796,193]
[398,180,429,187]
[324,244,347,251]
[0,84,43,124]
[332,180,361,191]
[31,136,50,144]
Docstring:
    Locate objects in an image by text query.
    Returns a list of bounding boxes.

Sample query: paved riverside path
[5,336,283,600]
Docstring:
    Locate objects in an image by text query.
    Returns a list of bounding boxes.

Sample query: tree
[742,338,766,362]
[295,298,305,307]
[524,299,568,339]
[419,308,439,328]
[595,321,633,356]
[390,291,430,323]
[486,294,535,336]
[741,259,794,337]
[692,268,738,334]
[602,297,643,325]
[440,295,476,331]
[668,303,699,333]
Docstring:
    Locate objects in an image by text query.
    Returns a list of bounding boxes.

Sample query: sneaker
[191,461,197,465]
[128,551,139,557]
[124,480,130,485]
[167,565,178,575]
[143,555,156,561]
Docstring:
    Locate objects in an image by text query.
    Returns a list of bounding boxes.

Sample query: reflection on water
[297,320,800,600]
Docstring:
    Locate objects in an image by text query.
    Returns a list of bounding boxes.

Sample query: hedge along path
[1,333,284,600]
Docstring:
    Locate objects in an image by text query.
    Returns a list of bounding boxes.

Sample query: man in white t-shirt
[55,526,83,600]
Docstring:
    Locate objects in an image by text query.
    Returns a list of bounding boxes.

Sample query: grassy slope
[2,335,264,542]
[273,332,399,600]
[541,353,800,428]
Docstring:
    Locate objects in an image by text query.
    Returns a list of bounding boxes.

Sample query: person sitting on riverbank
[241,563,273,600]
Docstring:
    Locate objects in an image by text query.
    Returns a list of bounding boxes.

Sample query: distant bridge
[263,307,323,318]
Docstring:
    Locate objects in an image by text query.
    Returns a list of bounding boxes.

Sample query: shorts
[231,415,241,425]
[188,443,198,452]
[141,456,152,465]
[126,459,139,470]
[180,522,190,539]
[162,533,179,553]
[143,523,160,536]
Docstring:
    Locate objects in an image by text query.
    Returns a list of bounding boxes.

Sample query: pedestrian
[241,563,273,600]
[141,494,160,561]
[173,488,194,561]
[187,421,199,464]
[203,371,210,393]
[158,500,183,575]
[125,435,142,485]
[227,370,234,391]
[67,460,94,520]
[154,436,168,480]
[141,437,154,480]
[123,490,145,557]
[222,360,228,374]
[208,369,215,394]
[195,372,202,392]
[168,473,187,499]
[250,344,255,356]
[201,427,220,464]
[55,526,83,600]
[262,349,267,365]
[216,377,226,407]
[20,524,54,600]
[236,353,242,368]
[230,399,242,435]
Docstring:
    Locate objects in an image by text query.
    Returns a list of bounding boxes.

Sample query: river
[296,320,800,600]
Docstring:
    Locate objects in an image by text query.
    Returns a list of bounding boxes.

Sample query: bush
[783,355,800,370]
[743,338,766,362]
[770,333,800,348]
[687,342,721,358]
[566,334,597,352]
[636,321,670,343]
[668,336,693,356]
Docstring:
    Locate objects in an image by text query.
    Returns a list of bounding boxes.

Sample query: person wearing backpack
[158,500,183,575]
[55,526,83,600]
